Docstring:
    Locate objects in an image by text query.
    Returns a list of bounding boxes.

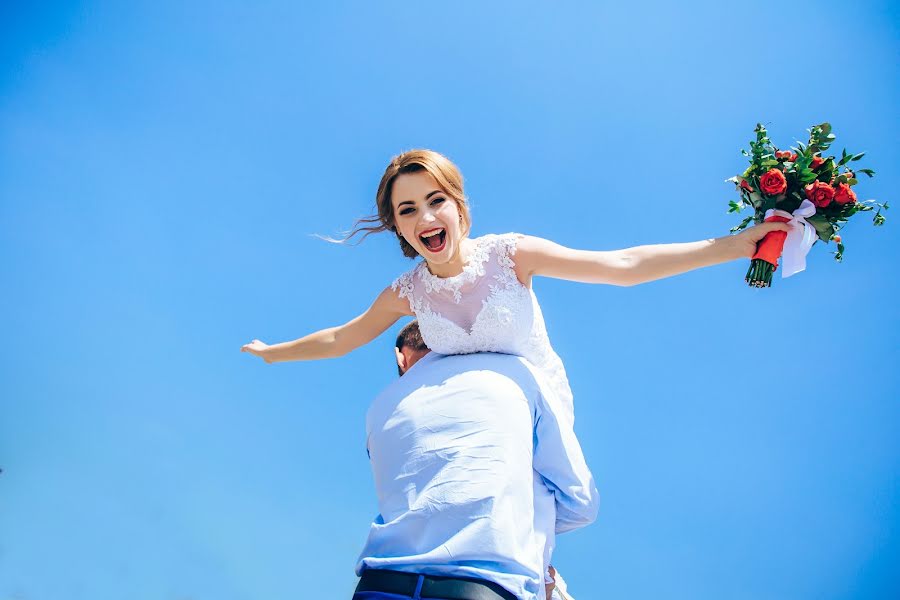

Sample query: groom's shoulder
[399,352,541,396]
[366,352,542,434]
[416,351,531,373]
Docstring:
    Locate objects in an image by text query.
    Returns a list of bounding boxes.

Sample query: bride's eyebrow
[395,190,443,209]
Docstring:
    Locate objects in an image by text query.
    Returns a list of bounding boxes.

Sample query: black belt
[355,568,518,600]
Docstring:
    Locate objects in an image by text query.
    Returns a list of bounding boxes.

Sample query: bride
[241,149,788,596]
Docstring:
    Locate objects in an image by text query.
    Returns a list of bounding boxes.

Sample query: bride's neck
[425,237,474,278]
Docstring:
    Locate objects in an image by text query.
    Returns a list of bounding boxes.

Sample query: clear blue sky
[1,2,898,599]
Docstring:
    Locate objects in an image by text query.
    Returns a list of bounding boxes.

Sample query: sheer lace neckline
[414,235,494,298]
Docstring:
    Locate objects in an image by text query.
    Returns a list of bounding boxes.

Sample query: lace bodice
[392,233,575,424]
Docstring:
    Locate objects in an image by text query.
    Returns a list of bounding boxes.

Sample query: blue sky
[1,2,898,599]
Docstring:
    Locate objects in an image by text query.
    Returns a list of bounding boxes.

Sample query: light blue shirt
[356,351,598,600]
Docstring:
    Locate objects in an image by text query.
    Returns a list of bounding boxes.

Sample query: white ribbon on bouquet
[765,199,818,278]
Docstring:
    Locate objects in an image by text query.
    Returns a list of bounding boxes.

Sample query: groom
[353,320,597,600]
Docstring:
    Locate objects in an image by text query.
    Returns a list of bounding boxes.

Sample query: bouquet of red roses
[726,122,887,287]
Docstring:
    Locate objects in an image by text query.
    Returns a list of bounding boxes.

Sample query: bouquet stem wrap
[746,215,790,287]
[746,200,818,287]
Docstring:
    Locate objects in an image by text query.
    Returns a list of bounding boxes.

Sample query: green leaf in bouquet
[728,217,748,234]
[728,200,745,213]
[806,214,835,242]
[834,242,845,262]
[748,191,764,209]
[874,212,886,226]
[842,204,860,217]
[857,168,875,177]
[730,215,754,233]
[815,122,832,138]
[808,125,819,139]
[847,178,859,186]
[800,170,818,183]
[851,152,866,161]
[778,195,802,214]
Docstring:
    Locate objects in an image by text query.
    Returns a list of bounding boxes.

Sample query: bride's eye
[431,198,445,206]
[399,207,415,216]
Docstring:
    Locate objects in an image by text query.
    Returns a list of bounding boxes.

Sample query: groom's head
[395,320,430,376]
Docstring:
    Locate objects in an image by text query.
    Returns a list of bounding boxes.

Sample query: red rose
[811,155,825,169]
[759,168,787,196]
[775,151,798,161]
[805,181,836,208]
[740,179,753,191]
[834,182,857,205]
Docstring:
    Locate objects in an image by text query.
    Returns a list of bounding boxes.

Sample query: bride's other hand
[730,221,792,259]
[545,565,557,600]
[241,339,273,363]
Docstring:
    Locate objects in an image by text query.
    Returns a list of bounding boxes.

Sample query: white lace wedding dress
[392,232,575,426]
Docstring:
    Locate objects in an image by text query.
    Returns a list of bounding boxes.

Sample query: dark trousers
[351,573,447,599]
[352,569,519,600]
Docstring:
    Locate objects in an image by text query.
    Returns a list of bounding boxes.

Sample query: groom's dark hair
[395,320,428,375]
[396,319,427,353]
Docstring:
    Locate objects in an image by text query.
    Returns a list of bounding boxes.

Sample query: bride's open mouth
[419,228,447,253]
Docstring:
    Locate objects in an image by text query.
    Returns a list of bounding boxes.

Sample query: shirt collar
[403,350,441,376]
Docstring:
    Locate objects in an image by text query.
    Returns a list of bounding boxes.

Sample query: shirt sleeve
[531,371,599,534]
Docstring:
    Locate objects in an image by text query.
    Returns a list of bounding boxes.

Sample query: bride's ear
[395,347,407,374]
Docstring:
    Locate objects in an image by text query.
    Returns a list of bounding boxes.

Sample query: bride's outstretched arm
[241,286,411,363]
[514,222,790,287]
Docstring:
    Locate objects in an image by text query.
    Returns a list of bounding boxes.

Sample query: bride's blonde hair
[346,149,472,258]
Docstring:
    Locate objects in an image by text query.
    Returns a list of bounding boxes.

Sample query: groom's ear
[395,347,407,375]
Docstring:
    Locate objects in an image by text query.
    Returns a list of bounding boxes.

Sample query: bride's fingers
[743,222,790,241]
[762,222,790,232]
